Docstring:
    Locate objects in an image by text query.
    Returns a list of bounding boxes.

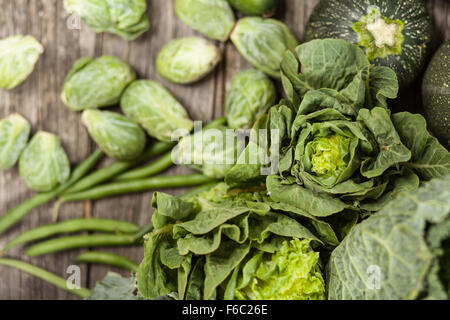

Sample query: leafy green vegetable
[280,39,398,109]
[232,239,325,300]
[156,37,221,84]
[63,0,150,40]
[174,0,235,41]
[226,69,277,130]
[61,55,136,111]
[327,176,450,300]
[137,183,322,300]
[0,114,31,170]
[19,132,71,192]
[87,272,139,300]
[0,35,43,89]
[82,110,146,161]
[231,17,298,78]
[121,80,194,142]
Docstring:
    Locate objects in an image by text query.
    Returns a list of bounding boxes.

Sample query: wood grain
[0,0,448,299]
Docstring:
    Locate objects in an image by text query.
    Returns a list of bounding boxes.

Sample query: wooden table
[0,0,449,299]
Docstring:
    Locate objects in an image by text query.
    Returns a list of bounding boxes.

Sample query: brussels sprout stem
[0,149,104,235]
[60,174,218,202]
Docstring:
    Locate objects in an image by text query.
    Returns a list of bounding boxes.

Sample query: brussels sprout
[174,0,235,42]
[63,0,150,41]
[0,35,44,90]
[234,239,325,300]
[61,55,136,111]
[0,114,31,170]
[82,110,146,161]
[156,37,221,84]
[230,17,298,78]
[19,132,71,192]
[227,0,278,17]
[121,80,194,142]
[174,127,245,178]
[225,69,277,129]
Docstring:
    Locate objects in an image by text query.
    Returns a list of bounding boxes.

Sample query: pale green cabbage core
[306,134,350,181]
[235,239,325,300]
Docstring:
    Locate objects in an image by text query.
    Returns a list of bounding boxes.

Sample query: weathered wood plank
[0,0,449,299]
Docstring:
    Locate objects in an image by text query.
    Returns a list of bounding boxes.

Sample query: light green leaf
[0,35,43,89]
[0,114,31,170]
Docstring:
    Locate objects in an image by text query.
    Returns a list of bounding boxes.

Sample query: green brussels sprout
[120,80,194,142]
[227,0,278,17]
[174,127,245,178]
[0,35,43,90]
[225,69,277,129]
[61,55,136,111]
[19,132,71,192]
[174,0,235,42]
[63,0,150,41]
[230,17,298,78]
[0,114,31,170]
[82,110,146,161]
[156,37,221,84]
[234,239,326,300]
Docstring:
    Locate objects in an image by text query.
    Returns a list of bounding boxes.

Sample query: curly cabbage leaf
[231,239,325,300]
[327,176,450,300]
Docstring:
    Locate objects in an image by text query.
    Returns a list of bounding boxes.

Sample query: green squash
[422,40,450,150]
[305,0,433,90]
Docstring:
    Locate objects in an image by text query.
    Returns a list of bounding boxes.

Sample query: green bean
[0,258,91,298]
[133,181,219,241]
[115,152,173,181]
[76,251,139,272]
[2,218,140,252]
[25,234,136,257]
[63,141,174,195]
[61,174,218,202]
[0,149,104,235]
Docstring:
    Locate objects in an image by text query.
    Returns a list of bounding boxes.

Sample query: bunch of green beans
[0,149,104,235]
[2,218,140,252]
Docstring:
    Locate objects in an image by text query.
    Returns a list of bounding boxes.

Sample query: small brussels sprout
[0,114,31,170]
[61,55,136,111]
[121,80,194,142]
[63,0,150,41]
[227,0,278,17]
[82,110,146,161]
[19,132,71,192]
[174,127,245,178]
[231,17,298,78]
[226,69,277,129]
[174,0,235,42]
[0,35,43,89]
[156,37,221,84]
